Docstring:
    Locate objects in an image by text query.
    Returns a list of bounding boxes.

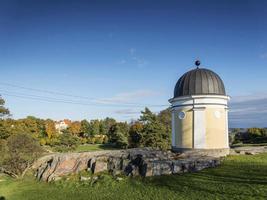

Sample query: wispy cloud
[94,90,160,104]
[129,48,148,68]
[117,48,148,68]
[229,92,267,127]
[129,48,136,55]
[114,109,140,115]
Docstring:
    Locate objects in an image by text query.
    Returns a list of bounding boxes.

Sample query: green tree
[139,107,170,150]
[100,117,116,135]
[109,123,128,149]
[0,133,43,178]
[0,95,10,118]
[80,119,90,137]
[89,120,100,136]
[55,133,80,152]
[157,108,172,135]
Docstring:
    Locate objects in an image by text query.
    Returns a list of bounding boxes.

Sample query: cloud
[118,48,148,68]
[129,48,136,55]
[260,52,267,59]
[114,109,140,115]
[94,90,160,104]
[229,92,267,127]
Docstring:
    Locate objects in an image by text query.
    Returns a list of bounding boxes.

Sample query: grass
[74,144,118,152]
[231,143,267,147]
[1,153,267,200]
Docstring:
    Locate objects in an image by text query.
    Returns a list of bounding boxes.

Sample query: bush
[94,136,104,144]
[55,133,80,152]
[0,133,44,177]
[39,138,46,146]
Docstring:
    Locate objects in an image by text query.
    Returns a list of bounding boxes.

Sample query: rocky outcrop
[230,146,267,155]
[33,148,222,182]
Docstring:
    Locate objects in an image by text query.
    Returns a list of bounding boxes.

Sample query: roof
[174,67,226,98]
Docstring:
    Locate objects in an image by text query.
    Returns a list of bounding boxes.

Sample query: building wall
[205,107,228,148]
[173,108,193,148]
[170,95,229,150]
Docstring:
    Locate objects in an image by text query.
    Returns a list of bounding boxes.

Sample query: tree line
[0,95,171,177]
[0,96,171,150]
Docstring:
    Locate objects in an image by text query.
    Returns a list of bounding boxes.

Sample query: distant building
[55,119,71,133]
[169,61,230,154]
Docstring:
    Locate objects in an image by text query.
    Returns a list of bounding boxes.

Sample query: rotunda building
[169,61,230,153]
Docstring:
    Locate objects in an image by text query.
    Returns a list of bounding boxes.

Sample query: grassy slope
[74,144,118,152]
[1,153,267,200]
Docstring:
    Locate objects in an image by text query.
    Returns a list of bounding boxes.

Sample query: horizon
[1,0,267,128]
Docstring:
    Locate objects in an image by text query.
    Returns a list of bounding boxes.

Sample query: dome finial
[195,60,201,68]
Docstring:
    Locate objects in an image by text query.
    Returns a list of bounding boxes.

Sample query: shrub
[94,136,104,144]
[0,133,44,177]
[56,133,80,151]
[39,138,46,146]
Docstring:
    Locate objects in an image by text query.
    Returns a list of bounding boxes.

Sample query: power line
[0,90,169,108]
[0,82,169,107]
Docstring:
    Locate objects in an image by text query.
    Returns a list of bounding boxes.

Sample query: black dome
[174,68,226,98]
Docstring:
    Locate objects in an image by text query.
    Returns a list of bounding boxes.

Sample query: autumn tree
[129,121,143,148]
[68,121,81,135]
[45,119,56,139]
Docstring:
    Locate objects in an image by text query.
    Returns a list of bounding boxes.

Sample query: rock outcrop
[230,146,267,155]
[33,148,221,182]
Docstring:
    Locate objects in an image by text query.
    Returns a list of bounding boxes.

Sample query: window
[178,111,186,119]
[214,110,221,119]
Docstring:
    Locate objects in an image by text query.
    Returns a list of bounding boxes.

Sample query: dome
[174,67,226,98]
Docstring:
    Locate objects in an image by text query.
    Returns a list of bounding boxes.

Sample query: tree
[55,133,80,152]
[100,117,116,135]
[0,96,10,119]
[139,107,170,150]
[68,121,81,135]
[80,119,90,137]
[109,123,129,149]
[89,120,100,136]
[45,119,56,139]
[129,121,143,148]
[0,133,43,177]
[157,108,172,135]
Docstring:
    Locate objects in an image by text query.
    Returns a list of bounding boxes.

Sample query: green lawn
[74,144,118,152]
[231,143,267,147]
[1,153,267,200]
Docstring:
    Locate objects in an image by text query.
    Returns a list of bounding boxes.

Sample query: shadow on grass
[98,144,119,150]
[137,154,267,199]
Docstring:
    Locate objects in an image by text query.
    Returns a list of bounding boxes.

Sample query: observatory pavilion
[169,61,230,153]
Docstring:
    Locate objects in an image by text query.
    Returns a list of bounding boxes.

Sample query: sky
[0,0,267,127]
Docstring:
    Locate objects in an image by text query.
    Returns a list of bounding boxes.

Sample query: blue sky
[0,0,267,127]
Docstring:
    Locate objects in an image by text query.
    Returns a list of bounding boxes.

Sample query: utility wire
[0,90,169,108]
[0,82,169,107]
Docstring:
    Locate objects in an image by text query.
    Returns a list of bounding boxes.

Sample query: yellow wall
[173,107,227,149]
[174,108,193,148]
[205,108,227,148]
